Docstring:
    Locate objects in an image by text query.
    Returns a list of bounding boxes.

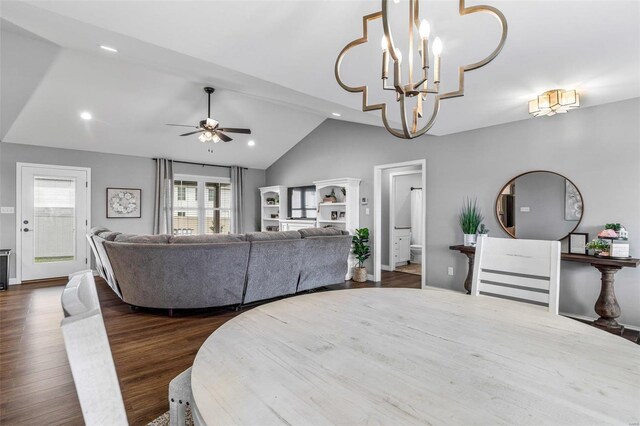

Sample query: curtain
[410,189,423,246]
[153,159,174,235]
[230,166,244,234]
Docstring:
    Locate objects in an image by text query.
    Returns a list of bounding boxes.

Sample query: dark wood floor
[0,272,421,425]
[2,272,637,425]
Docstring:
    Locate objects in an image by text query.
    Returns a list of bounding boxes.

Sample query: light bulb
[394,48,402,63]
[204,131,213,138]
[212,134,221,143]
[393,0,400,3]
[381,35,388,51]
[80,111,92,120]
[419,19,430,40]
[432,37,443,56]
[198,134,207,143]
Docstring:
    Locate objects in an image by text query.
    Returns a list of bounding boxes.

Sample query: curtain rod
[411,187,423,190]
[152,158,248,170]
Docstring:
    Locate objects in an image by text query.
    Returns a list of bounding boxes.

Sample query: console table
[449,245,639,335]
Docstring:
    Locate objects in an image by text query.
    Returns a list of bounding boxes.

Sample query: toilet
[410,245,422,264]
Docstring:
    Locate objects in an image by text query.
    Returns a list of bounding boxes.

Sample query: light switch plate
[0,207,15,214]
[520,206,531,212]
[365,208,370,215]
[447,267,454,276]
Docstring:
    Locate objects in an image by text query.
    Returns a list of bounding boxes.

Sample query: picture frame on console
[106,188,141,218]
[568,232,589,255]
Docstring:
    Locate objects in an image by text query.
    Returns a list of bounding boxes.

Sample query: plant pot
[463,234,477,246]
[353,267,367,283]
[323,197,337,203]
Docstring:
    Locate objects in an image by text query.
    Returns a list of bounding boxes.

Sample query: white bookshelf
[313,178,361,234]
[259,186,288,232]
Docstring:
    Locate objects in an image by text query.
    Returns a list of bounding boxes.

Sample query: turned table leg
[464,253,474,295]
[592,265,623,335]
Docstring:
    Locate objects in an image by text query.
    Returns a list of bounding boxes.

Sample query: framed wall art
[106,188,141,218]
[568,232,588,255]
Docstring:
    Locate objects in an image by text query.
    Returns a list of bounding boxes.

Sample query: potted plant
[477,224,489,238]
[586,239,610,257]
[459,198,483,246]
[323,188,338,203]
[352,228,370,282]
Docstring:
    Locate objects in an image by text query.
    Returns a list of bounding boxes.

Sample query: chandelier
[528,89,580,117]
[335,0,507,139]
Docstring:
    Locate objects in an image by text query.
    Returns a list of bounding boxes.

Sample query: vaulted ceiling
[1,1,638,168]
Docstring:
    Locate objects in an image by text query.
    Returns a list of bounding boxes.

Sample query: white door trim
[388,170,422,271]
[373,159,426,289]
[15,163,91,284]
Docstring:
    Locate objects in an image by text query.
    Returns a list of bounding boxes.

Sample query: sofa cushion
[114,233,170,244]
[169,234,246,244]
[245,231,301,242]
[90,226,110,235]
[298,227,345,238]
[96,231,121,241]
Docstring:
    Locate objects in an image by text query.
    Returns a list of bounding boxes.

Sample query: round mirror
[496,171,583,240]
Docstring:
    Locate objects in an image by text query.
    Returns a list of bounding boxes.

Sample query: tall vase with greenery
[352,228,370,282]
[459,198,483,246]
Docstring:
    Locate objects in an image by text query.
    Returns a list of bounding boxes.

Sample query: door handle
[23,228,32,232]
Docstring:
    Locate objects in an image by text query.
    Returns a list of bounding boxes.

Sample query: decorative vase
[463,234,477,246]
[353,267,367,282]
[477,233,488,239]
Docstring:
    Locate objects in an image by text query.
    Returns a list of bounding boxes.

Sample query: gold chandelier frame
[335,0,508,139]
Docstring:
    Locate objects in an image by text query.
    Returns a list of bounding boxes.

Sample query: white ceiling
[1,1,638,168]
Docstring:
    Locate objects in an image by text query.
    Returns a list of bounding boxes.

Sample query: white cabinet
[280,219,316,232]
[259,186,288,232]
[393,228,411,265]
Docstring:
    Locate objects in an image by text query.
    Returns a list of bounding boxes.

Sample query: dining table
[191,287,639,425]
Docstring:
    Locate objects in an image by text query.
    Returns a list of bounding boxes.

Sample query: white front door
[19,164,90,281]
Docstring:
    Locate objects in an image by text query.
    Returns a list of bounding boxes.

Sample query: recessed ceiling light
[248,140,256,147]
[331,112,341,117]
[80,111,92,120]
[99,45,118,53]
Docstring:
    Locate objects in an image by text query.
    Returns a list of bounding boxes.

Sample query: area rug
[395,263,422,275]
[147,408,193,426]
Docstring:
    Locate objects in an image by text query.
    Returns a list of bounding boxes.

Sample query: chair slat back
[471,237,560,314]
[61,271,128,426]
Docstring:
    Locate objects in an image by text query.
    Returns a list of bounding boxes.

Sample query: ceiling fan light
[204,131,213,138]
[206,118,219,128]
[198,134,207,143]
[212,134,221,143]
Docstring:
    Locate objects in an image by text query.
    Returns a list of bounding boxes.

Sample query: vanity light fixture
[528,89,580,117]
[335,0,508,139]
[99,45,118,53]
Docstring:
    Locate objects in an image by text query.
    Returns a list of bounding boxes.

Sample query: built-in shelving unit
[313,178,361,234]
[259,186,288,232]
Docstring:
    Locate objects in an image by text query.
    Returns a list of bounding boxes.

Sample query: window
[288,186,317,219]
[173,175,231,235]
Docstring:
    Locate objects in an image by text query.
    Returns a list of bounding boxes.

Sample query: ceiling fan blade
[180,130,204,136]
[217,128,251,134]
[166,124,199,128]
[215,131,233,142]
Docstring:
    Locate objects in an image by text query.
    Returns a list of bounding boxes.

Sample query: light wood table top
[192,288,639,425]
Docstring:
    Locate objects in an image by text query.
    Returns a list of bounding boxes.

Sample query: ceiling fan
[166,87,251,143]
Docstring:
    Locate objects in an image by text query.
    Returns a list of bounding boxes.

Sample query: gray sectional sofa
[87,227,352,311]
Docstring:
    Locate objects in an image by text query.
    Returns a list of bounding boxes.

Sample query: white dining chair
[60,270,128,426]
[169,367,193,425]
[471,237,561,314]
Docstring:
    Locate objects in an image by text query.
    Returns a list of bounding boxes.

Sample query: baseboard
[560,311,639,332]
[9,278,20,285]
[367,274,375,281]
[381,264,392,272]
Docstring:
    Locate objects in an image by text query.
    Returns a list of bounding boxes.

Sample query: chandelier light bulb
[204,131,213,138]
[212,134,221,143]
[432,37,443,56]
[381,35,388,51]
[394,48,402,63]
[419,19,430,40]
[198,134,207,143]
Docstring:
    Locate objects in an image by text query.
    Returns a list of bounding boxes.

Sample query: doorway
[17,163,91,282]
[373,159,426,288]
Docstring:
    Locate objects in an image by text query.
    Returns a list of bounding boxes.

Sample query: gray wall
[514,172,576,240]
[0,142,265,278]
[266,98,640,328]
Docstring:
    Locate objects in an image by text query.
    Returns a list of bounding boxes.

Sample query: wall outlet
[447,266,454,276]
[0,207,15,214]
